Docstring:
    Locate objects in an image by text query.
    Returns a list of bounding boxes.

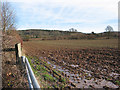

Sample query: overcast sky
[3,0,119,33]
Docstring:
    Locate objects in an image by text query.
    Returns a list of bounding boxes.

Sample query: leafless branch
[1,1,16,32]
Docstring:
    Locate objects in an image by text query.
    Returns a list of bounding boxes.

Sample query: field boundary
[16,43,40,89]
[0,31,2,89]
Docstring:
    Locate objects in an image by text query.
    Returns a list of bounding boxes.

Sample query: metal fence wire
[22,56,40,89]
[15,43,40,89]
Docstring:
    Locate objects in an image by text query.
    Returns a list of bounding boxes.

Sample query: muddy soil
[24,42,120,89]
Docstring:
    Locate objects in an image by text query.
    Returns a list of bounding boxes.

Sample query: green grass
[25,39,118,49]
[115,80,120,85]
[43,74,55,82]
[26,56,66,88]
[61,78,66,82]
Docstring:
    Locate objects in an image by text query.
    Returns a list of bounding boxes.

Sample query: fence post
[15,43,22,64]
[15,44,40,89]
[15,43,19,64]
[17,43,22,58]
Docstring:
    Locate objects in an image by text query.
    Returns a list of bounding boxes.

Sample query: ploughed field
[23,39,120,88]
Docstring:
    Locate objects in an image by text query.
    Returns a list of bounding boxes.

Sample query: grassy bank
[27,56,68,88]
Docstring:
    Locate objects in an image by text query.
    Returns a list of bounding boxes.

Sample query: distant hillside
[17,29,118,41]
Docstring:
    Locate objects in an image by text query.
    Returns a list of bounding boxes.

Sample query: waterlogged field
[23,39,120,88]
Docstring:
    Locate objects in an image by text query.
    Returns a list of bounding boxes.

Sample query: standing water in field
[25,46,120,88]
[43,57,119,88]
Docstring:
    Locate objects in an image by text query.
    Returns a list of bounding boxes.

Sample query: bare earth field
[23,39,120,88]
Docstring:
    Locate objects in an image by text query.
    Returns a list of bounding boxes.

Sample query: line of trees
[0,2,2,31]
[0,1,115,39]
[69,28,77,32]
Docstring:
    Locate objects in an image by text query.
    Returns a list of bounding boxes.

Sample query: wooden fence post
[15,43,22,64]
[15,43,18,64]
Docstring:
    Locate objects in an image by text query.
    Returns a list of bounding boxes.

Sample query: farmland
[26,39,118,48]
[23,39,120,88]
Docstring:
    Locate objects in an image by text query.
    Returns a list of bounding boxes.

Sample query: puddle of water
[39,57,119,88]
[62,61,66,65]
[69,64,79,67]
[109,72,120,77]
[109,72,120,79]
[80,68,92,73]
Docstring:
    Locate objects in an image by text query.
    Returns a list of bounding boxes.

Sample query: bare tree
[105,25,113,32]
[69,28,77,32]
[0,2,2,31]
[105,25,113,39]
[1,2,16,33]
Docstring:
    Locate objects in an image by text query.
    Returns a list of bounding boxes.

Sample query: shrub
[22,35,30,41]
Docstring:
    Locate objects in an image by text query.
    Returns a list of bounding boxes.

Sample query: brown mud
[23,41,120,88]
